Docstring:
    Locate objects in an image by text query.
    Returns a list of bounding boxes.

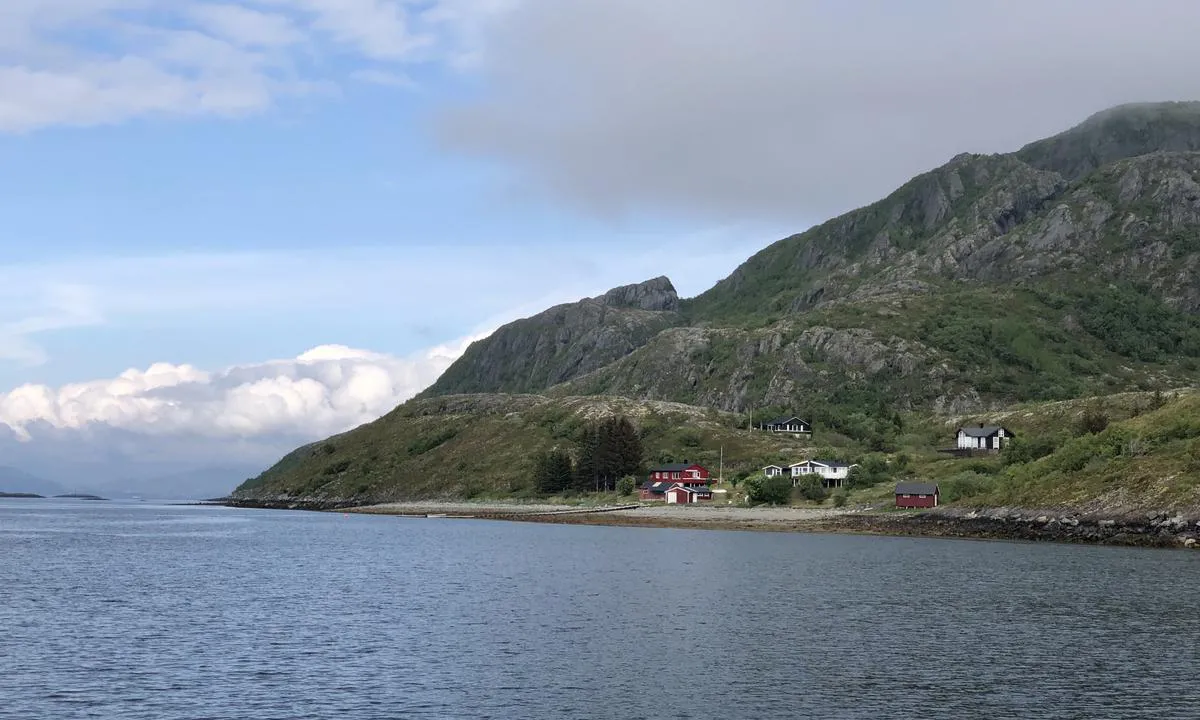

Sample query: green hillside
[235,394,812,502]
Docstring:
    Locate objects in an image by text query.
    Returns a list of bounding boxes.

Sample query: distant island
[0,492,44,499]
[54,494,109,501]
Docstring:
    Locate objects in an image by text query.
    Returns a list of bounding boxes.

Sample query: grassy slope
[234,394,823,502]
[841,389,1200,512]
[236,389,1200,513]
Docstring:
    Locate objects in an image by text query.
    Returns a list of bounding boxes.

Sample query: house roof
[641,481,673,492]
[668,484,712,495]
[789,460,853,469]
[958,425,1011,438]
[762,464,784,470]
[765,416,809,426]
[650,463,704,472]
[895,482,939,495]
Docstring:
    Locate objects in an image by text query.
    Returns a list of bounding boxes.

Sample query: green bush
[831,492,848,508]
[939,473,990,502]
[1077,406,1110,435]
[616,476,637,496]
[1001,435,1064,465]
[747,474,792,506]
[795,475,829,503]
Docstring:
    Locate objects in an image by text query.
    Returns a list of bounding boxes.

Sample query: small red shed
[895,481,939,509]
[664,483,714,504]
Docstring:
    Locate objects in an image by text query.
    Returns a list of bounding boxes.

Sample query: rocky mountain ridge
[427,102,1200,414]
[419,277,684,397]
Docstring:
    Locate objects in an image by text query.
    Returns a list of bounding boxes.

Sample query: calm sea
[1,499,1198,719]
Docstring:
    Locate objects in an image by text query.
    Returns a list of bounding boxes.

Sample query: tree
[847,454,890,489]
[534,449,575,495]
[796,474,829,503]
[747,474,792,506]
[616,475,637,496]
[575,415,645,492]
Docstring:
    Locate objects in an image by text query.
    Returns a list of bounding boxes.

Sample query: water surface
[2,499,1198,719]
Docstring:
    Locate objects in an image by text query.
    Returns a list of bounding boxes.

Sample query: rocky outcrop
[421,278,683,397]
[601,276,680,312]
[1017,101,1200,181]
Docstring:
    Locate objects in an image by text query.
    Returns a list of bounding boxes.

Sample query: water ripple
[1,500,1198,719]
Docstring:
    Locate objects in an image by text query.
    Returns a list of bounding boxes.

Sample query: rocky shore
[218,497,1200,549]
[815,508,1200,549]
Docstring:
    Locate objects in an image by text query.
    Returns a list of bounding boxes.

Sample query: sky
[2,0,1200,495]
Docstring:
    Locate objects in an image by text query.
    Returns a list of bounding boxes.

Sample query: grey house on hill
[956,424,1014,451]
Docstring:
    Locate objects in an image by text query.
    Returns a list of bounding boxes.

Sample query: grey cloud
[436,0,1200,223]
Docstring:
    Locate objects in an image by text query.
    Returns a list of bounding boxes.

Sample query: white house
[762,464,786,478]
[760,416,813,435]
[789,460,857,489]
[956,425,1014,451]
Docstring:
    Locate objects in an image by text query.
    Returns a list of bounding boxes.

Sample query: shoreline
[219,498,1200,549]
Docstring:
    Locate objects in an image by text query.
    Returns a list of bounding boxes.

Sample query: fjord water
[2,500,1198,720]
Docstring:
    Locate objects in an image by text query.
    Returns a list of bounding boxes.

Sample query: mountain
[238,102,1200,509]
[420,277,683,397]
[99,466,262,500]
[0,466,66,496]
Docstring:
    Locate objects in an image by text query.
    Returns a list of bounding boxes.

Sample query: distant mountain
[100,466,261,500]
[0,466,65,496]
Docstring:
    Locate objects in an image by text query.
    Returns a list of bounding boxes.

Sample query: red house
[895,481,939,509]
[640,463,712,501]
[646,463,710,484]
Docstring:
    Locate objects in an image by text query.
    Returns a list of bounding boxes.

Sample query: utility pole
[719,444,724,485]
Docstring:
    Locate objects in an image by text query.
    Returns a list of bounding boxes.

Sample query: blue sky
[0,1,793,392]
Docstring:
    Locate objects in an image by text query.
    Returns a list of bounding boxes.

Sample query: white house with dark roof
[762,464,786,478]
[956,424,1014,451]
[788,460,857,489]
[759,416,813,436]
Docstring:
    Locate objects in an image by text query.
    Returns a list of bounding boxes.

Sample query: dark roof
[895,482,939,495]
[650,463,702,472]
[958,425,1011,438]
[669,484,712,495]
[764,416,809,426]
[642,481,673,492]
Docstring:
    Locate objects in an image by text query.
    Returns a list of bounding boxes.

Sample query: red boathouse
[895,481,939,509]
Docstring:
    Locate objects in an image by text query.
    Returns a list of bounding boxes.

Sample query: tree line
[532,415,644,494]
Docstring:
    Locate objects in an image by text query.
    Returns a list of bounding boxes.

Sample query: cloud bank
[0,0,507,131]
[0,335,483,443]
[437,0,1200,221]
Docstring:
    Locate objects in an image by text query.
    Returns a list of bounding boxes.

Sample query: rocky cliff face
[428,103,1200,413]
[421,277,683,397]
[600,276,680,311]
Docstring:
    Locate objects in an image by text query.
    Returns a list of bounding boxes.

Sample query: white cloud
[0,334,489,442]
[0,0,504,131]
